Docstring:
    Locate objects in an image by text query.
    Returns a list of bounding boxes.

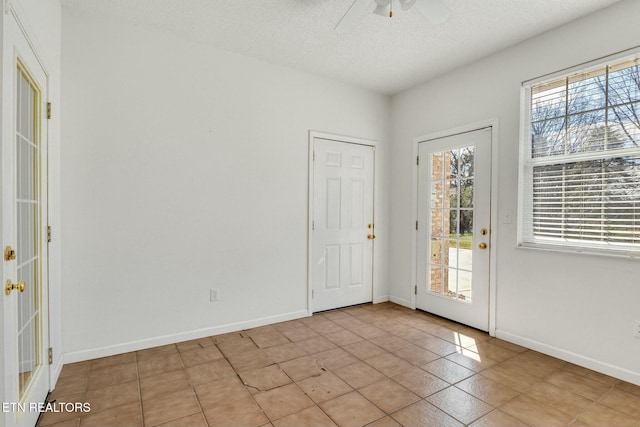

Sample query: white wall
[390,0,640,384]
[0,0,62,412]
[61,9,390,360]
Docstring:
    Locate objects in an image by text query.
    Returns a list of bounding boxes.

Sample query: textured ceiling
[60,0,621,95]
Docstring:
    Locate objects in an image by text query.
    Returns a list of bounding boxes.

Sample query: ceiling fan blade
[399,0,417,10]
[335,0,375,33]
[413,0,451,25]
[373,0,391,17]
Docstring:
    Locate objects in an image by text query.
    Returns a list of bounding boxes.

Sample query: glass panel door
[2,11,50,425]
[416,128,492,331]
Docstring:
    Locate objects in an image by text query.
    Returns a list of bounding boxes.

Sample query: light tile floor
[38,303,640,427]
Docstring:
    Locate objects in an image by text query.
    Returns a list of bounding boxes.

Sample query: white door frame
[410,119,499,336]
[307,131,378,314]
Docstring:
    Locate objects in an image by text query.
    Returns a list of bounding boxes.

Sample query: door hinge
[313,151,316,161]
[416,156,419,166]
[416,220,418,230]
[312,220,315,231]
[46,102,52,120]
[312,290,314,299]
[47,226,52,243]
[48,347,53,365]
[414,285,417,295]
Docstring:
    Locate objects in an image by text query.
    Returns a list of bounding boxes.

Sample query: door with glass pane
[2,8,50,427]
[416,128,491,331]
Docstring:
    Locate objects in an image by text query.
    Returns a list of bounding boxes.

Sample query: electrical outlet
[635,320,640,338]
[210,289,219,302]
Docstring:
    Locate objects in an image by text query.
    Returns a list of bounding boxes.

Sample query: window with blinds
[519,55,640,256]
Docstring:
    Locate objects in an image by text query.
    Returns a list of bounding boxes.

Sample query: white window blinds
[520,56,640,256]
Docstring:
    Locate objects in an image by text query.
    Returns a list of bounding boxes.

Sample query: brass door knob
[367,234,376,240]
[4,246,16,261]
[478,242,488,250]
[5,280,25,296]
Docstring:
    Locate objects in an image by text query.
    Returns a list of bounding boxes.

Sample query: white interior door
[311,138,374,312]
[416,128,491,331]
[2,9,50,427]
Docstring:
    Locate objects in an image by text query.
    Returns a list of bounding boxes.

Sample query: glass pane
[458,270,472,302]
[568,70,606,114]
[458,232,473,244]
[532,80,566,122]
[431,152,444,180]
[458,241,473,272]
[566,109,606,154]
[447,209,458,236]
[430,238,443,264]
[431,209,443,237]
[610,102,640,150]
[460,179,473,208]
[445,239,457,269]
[460,210,473,236]
[447,150,458,179]
[608,62,640,107]
[446,268,458,298]
[532,117,565,158]
[532,164,564,238]
[431,181,445,209]
[458,146,475,178]
[429,265,443,294]
[448,180,458,208]
[443,239,458,267]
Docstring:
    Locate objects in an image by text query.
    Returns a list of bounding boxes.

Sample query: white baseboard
[496,330,640,386]
[63,310,309,364]
[389,296,412,309]
[373,295,390,304]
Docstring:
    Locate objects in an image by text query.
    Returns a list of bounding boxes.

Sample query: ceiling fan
[335,0,451,33]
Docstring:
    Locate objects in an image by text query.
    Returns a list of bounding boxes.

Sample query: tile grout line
[176,344,210,427]
[265,338,338,425]
[253,334,284,418]
[134,350,144,427]
[568,379,622,425]
[251,312,380,426]
[390,318,533,426]
[222,333,275,425]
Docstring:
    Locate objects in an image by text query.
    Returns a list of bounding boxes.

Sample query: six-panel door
[312,138,374,312]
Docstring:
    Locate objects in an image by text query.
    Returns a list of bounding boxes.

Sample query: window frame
[517,49,640,259]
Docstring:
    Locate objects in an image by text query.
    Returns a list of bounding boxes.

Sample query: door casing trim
[307,131,378,315]
[410,119,499,336]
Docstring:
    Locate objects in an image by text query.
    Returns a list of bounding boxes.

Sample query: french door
[2,8,50,427]
[416,128,491,331]
[311,138,375,312]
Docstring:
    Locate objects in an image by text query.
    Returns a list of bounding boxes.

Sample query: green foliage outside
[448,234,473,250]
